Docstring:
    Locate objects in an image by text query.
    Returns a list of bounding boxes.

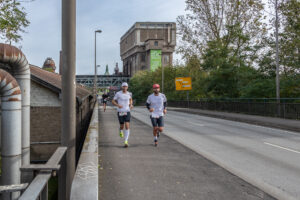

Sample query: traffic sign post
[175,77,192,91]
[175,77,192,108]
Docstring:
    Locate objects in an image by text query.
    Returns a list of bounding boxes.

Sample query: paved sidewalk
[98,107,274,200]
[168,107,300,133]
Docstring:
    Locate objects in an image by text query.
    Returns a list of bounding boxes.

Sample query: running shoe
[154,139,158,147]
[119,131,124,138]
[124,141,129,148]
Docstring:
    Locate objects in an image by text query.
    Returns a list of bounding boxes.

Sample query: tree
[278,0,300,73]
[0,0,30,43]
[177,0,266,61]
[129,70,154,104]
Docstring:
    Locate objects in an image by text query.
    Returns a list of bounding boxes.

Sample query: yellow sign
[175,77,192,91]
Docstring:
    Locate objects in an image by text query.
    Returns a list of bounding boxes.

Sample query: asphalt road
[131,107,300,200]
[98,107,274,200]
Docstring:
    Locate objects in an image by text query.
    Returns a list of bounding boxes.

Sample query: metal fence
[0,147,67,200]
[167,99,300,120]
[19,147,67,200]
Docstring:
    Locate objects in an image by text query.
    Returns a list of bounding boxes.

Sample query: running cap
[122,82,128,87]
[153,84,160,89]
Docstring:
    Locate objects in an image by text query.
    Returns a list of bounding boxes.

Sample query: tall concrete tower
[120,22,176,77]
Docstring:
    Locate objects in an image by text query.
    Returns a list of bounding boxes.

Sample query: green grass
[48,176,58,200]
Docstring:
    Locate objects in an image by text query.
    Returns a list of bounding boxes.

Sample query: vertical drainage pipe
[0,69,22,200]
[0,43,31,168]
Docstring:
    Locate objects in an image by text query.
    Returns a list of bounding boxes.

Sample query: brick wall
[30,106,61,161]
[30,101,94,162]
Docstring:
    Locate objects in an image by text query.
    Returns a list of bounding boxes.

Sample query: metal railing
[168,99,300,120]
[0,184,28,200]
[19,147,67,200]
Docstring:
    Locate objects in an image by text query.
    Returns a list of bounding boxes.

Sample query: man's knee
[158,127,163,132]
[125,122,130,129]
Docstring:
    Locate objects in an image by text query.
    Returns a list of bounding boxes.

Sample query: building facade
[120,22,176,76]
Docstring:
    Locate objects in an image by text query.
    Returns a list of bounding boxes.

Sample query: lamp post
[96,64,100,93]
[61,0,76,199]
[94,29,102,95]
[275,0,280,116]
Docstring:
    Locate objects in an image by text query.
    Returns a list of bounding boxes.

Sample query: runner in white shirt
[112,82,133,147]
[146,84,167,147]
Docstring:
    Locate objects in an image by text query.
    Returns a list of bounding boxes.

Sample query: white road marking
[187,121,205,126]
[264,142,300,154]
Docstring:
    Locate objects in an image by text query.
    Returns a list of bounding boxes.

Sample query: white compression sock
[124,129,130,142]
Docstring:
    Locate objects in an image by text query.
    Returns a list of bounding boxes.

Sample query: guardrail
[0,184,28,199]
[18,147,67,200]
[168,100,300,120]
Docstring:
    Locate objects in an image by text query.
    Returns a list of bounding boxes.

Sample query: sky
[2,0,187,75]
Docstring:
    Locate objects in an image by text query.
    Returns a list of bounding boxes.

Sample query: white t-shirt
[146,93,167,117]
[113,91,132,112]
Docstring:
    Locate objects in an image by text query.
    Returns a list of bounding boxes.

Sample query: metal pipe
[0,69,22,200]
[0,43,31,168]
[94,31,97,95]
[62,0,76,199]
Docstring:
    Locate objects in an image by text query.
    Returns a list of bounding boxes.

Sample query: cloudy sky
[2,0,186,75]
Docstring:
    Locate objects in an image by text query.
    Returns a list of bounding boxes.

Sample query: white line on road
[264,142,300,154]
[187,121,205,126]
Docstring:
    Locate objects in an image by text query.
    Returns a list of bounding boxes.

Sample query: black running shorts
[117,112,131,124]
[150,116,164,127]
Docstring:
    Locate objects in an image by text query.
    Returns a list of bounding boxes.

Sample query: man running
[102,92,109,112]
[112,82,133,147]
[146,84,167,146]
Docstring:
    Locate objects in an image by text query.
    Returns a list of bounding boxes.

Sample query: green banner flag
[150,50,162,71]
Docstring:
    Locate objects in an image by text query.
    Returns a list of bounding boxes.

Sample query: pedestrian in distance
[146,84,167,147]
[112,82,133,148]
[102,92,109,112]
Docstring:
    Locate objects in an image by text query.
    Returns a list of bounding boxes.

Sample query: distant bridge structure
[76,75,131,88]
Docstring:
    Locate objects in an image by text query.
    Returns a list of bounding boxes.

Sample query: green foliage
[280,74,300,98]
[278,0,300,73]
[0,0,30,43]
[129,70,153,103]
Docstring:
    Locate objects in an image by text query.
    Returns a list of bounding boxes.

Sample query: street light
[94,29,102,95]
[275,0,280,116]
[96,64,100,92]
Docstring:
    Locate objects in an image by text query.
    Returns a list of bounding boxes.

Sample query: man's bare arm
[129,98,133,109]
[112,99,123,108]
